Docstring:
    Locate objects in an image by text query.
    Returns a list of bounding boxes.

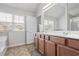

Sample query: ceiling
[1,3,79,17]
[45,4,66,19]
[2,3,40,13]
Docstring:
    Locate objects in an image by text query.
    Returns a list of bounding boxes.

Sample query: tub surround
[0,36,7,56]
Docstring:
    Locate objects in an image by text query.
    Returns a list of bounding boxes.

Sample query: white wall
[59,15,67,31]
[36,3,47,17]
[54,19,59,30]
[26,16,37,44]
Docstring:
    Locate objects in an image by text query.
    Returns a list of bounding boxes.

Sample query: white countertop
[39,31,79,39]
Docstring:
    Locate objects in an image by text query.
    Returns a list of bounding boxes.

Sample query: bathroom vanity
[34,3,79,56]
[34,32,79,56]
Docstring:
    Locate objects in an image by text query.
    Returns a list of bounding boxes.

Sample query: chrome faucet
[63,32,68,35]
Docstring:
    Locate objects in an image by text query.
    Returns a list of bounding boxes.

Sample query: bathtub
[0,36,7,56]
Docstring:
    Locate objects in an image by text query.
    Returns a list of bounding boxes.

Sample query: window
[0,12,12,22]
[48,20,54,31]
[14,15,24,23]
[6,14,12,22]
[0,12,12,31]
[0,12,6,22]
[44,20,49,25]
[13,15,25,31]
[43,19,54,32]
[0,12,25,32]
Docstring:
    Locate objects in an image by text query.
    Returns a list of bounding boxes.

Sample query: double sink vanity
[34,32,79,56]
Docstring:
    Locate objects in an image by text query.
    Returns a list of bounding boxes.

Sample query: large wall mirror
[42,3,67,32]
[41,3,79,32]
[68,3,79,31]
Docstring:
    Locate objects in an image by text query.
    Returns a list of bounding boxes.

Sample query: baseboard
[8,43,26,48]
[8,42,34,48]
[26,41,34,44]
[26,42,34,45]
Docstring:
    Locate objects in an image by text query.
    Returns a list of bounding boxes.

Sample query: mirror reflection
[68,3,79,31]
[43,3,67,32]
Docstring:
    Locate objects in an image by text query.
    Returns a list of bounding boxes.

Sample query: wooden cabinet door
[45,40,55,56]
[39,38,45,55]
[57,44,79,56]
[34,37,38,49]
[45,40,48,55]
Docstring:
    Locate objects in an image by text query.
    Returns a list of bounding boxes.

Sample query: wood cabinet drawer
[57,44,79,56]
[67,39,79,50]
[34,37,39,49]
[45,35,49,40]
[50,36,65,45]
[45,40,47,55]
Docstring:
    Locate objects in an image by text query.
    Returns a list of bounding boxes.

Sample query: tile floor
[5,44,41,56]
